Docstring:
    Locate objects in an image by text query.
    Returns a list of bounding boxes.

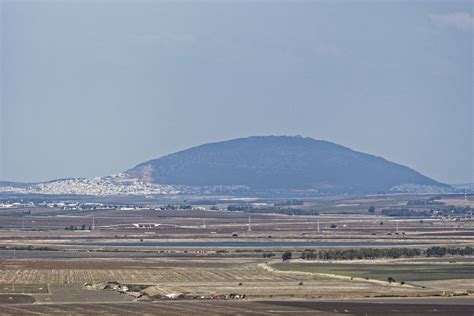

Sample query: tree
[368,206,375,213]
[282,251,292,261]
[387,277,396,283]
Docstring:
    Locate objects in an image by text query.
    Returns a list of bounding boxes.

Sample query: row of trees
[160,204,192,210]
[407,199,444,206]
[426,246,474,257]
[296,247,474,261]
[381,209,432,217]
[300,248,421,260]
[381,206,472,217]
[275,200,304,206]
[65,225,91,231]
[227,205,319,216]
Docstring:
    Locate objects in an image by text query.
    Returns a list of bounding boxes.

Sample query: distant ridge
[126,136,448,194]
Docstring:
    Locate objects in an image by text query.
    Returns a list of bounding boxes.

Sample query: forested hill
[126,136,448,194]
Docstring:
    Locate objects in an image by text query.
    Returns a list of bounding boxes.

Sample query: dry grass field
[0,257,444,301]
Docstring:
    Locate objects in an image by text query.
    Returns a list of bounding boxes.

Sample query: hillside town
[0,174,180,196]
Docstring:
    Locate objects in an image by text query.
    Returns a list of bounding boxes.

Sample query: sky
[0,0,472,184]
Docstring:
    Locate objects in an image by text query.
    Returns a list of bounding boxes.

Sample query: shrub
[282,251,292,261]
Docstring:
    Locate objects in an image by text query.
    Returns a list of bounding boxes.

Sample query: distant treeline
[426,246,474,257]
[274,200,305,206]
[300,247,474,260]
[0,245,58,251]
[440,205,472,215]
[381,209,432,217]
[0,210,31,217]
[227,205,318,216]
[160,204,193,210]
[407,199,445,206]
[65,225,92,231]
[191,200,218,206]
[382,206,472,217]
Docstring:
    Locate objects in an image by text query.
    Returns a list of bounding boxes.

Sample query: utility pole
[92,216,95,231]
[317,220,320,233]
[248,216,251,232]
[203,219,206,229]
[12,248,17,292]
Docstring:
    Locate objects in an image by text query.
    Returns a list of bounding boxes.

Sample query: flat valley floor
[0,194,473,315]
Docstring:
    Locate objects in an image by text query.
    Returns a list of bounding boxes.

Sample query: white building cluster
[0,174,180,197]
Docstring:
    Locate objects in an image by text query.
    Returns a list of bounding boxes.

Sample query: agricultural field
[0,257,440,300]
[0,294,35,304]
[0,258,314,285]
[0,284,48,294]
[4,299,474,315]
[272,262,474,283]
[0,193,473,313]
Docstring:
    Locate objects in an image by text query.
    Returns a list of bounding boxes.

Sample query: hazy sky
[1,0,472,184]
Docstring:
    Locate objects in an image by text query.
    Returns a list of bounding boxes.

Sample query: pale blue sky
[1,0,472,184]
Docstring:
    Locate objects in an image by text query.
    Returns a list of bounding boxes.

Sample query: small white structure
[165,293,183,300]
[133,223,160,229]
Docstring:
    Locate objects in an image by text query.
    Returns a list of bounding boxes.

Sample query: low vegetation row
[406,197,445,206]
[300,248,421,260]
[380,206,472,217]
[0,245,57,251]
[297,247,474,261]
[227,205,318,216]
[425,246,474,257]
[380,209,432,217]
[226,202,472,217]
